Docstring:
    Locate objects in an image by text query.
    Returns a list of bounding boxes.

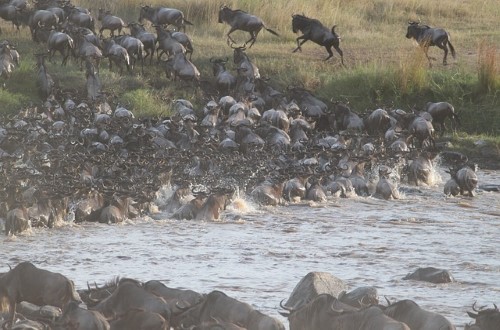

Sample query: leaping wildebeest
[218,4,279,47]
[406,21,456,66]
[291,14,344,64]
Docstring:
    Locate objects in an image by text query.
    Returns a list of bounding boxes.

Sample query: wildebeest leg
[226,27,238,46]
[333,45,344,65]
[293,36,308,52]
[423,45,433,67]
[437,42,448,65]
[244,32,257,48]
[324,46,334,61]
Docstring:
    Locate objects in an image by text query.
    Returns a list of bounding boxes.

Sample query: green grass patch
[119,89,172,117]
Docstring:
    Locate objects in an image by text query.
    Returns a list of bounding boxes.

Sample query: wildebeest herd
[1,262,499,330]
[0,1,497,329]
[0,0,487,233]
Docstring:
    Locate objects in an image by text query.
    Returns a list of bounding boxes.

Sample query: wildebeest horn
[384,296,391,306]
[279,299,293,311]
[330,302,343,313]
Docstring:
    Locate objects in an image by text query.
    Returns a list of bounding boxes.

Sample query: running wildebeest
[97,8,126,37]
[405,21,456,66]
[218,4,279,47]
[291,14,344,64]
[0,261,81,328]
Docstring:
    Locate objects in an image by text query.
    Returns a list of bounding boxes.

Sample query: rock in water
[283,271,348,309]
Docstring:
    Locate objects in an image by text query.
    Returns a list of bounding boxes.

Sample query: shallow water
[1,167,499,329]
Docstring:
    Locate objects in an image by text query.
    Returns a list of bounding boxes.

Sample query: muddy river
[1,166,499,329]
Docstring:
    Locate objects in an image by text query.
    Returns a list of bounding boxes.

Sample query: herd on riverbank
[0,1,493,236]
[1,262,499,329]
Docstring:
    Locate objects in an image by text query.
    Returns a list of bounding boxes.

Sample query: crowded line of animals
[0,262,499,329]
[0,0,495,326]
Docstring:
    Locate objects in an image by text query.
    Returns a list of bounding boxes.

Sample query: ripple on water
[0,168,499,329]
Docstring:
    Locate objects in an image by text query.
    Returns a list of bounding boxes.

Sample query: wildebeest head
[406,21,426,39]
[467,302,500,330]
[218,5,231,24]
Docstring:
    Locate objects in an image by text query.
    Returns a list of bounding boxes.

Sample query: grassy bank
[0,0,498,136]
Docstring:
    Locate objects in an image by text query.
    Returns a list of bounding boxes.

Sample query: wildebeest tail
[184,18,194,26]
[265,26,279,37]
[448,39,456,59]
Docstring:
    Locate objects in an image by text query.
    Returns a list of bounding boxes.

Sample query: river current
[1,166,499,329]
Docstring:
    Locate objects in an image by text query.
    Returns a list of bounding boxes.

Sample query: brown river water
[1,166,499,329]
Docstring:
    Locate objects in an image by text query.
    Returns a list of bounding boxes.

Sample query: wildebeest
[163,52,200,84]
[85,58,101,101]
[374,166,400,200]
[331,306,411,330]
[16,8,60,39]
[99,194,131,224]
[97,8,126,37]
[364,108,392,136]
[279,293,359,330]
[102,38,130,74]
[92,278,171,322]
[54,301,110,330]
[139,5,193,32]
[154,25,186,60]
[113,34,144,74]
[218,5,279,47]
[446,163,478,197]
[210,57,237,94]
[425,101,460,135]
[383,299,456,330]
[143,280,203,310]
[35,53,55,100]
[403,266,454,283]
[0,41,17,86]
[406,150,439,186]
[73,29,103,71]
[174,290,285,330]
[0,261,81,328]
[4,204,30,235]
[291,14,343,63]
[332,101,364,132]
[128,22,157,64]
[0,3,22,30]
[406,21,456,66]
[37,28,74,65]
[109,309,168,330]
[195,189,234,221]
[64,5,95,32]
[466,302,500,330]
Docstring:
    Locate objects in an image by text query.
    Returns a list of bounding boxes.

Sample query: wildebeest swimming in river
[291,14,344,64]
[405,21,456,66]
